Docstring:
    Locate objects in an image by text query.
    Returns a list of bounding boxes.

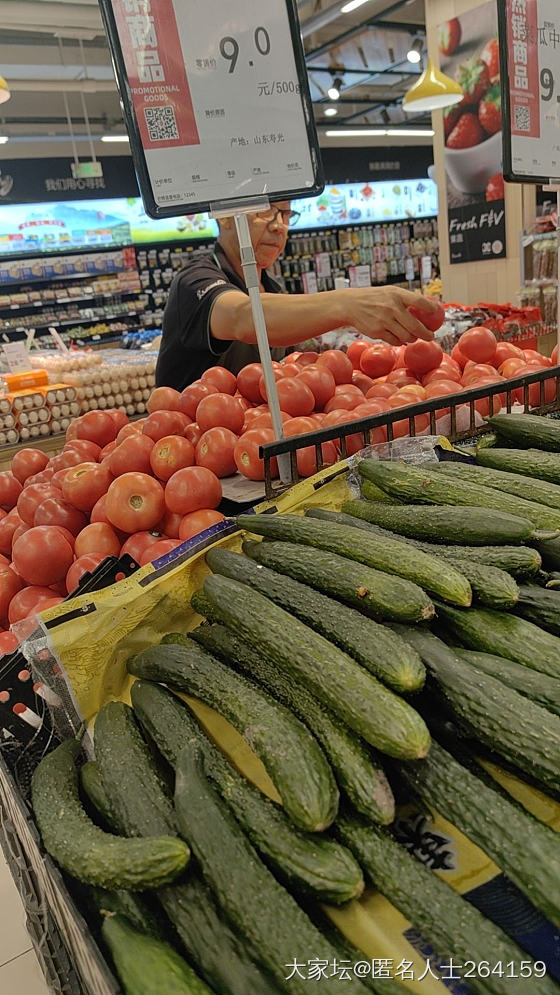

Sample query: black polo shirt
[155,243,286,391]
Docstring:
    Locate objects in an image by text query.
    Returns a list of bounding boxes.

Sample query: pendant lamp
[403,58,462,113]
[0,76,10,104]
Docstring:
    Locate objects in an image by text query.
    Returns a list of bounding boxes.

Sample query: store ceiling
[0,0,431,157]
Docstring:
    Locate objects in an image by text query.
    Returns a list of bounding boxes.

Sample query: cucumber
[453,648,560,717]
[194,573,431,760]
[127,641,339,833]
[174,744,370,995]
[516,583,560,635]
[94,702,177,837]
[434,601,560,679]
[190,622,395,826]
[80,761,120,832]
[236,512,472,608]
[535,535,560,571]
[102,913,212,995]
[359,478,395,503]
[477,447,560,484]
[31,740,189,891]
[336,815,560,995]
[213,542,426,693]
[131,679,365,904]
[358,460,559,533]
[392,625,560,795]
[399,740,560,930]
[432,460,560,510]
[92,888,165,941]
[306,508,542,577]
[487,413,560,451]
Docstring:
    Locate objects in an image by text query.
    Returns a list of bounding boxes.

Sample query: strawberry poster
[439,2,506,264]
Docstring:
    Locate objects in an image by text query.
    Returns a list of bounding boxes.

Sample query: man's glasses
[255,206,301,228]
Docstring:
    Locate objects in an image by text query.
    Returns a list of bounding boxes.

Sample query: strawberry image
[456,58,491,108]
[478,84,502,135]
[439,18,462,57]
[486,172,504,201]
[447,112,485,149]
[443,105,461,139]
[481,38,500,78]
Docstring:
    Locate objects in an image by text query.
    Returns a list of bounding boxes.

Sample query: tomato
[66,553,106,594]
[552,345,558,365]
[292,366,334,411]
[73,523,120,558]
[11,449,49,485]
[404,339,443,376]
[150,435,195,481]
[385,370,419,387]
[462,363,500,385]
[422,366,462,386]
[156,510,183,539]
[120,531,164,562]
[523,349,550,367]
[196,393,245,434]
[360,344,395,379]
[277,363,301,379]
[263,378,315,417]
[392,412,431,439]
[142,410,190,442]
[0,510,22,556]
[105,473,165,533]
[179,380,218,420]
[64,439,102,462]
[165,466,222,514]
[365,383,397,400]
[147,386,182,413]
[195,427,238,478]
[346,339,372,370]
[458,326,497,364]
[514,365,557,407]
[294,439,338,479]
[139,539,182,566]
[451,343,468,369]
[494,342,524,366]
[76,410,118,447]
[50,449,89,474]
[392,344,407,369]
[351,371,375,395]
[294,351,319,367]
[178,509,226,541]
[499,357,526,379]
[105,410,129,435]
[0,630,18,656]
[0,472,22,512]
[408,300,445,332]
[283,416,318,437]
[0,568,23,625]
[249,411,290,431]
[234,393,251,412]
[116,422,142,445]
[33,496,87,536]
[184,422,203,447]
[234,428,279,481]
[25,469,55,487]
[17,484,61,526]
[396,384,427,401]
[323,385,365,413]
[316,349,353,384]
[13,526,74,586]
[62,462,112,513]
[8,586,63,625]
[107,435,151,477]
[236,363,265,404]
[200,366,237,395]
[468,383,503,417]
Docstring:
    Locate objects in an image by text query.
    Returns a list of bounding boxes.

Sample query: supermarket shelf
[0,290,143,315]
[0,433,65,469]
[0,269,137,289]
[3,313,145,335]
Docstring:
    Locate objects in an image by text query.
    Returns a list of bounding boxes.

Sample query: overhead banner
[439,2,507,264]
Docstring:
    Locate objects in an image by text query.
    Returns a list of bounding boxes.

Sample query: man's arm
[210,286,441,347]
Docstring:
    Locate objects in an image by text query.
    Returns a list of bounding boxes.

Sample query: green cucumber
[516,583,560,635]
[358,460,559,533]
[102,914,211,995]
[399,741,560,929]
[453,648,560,716]
[534,535,560,571]
[92,889,165,941]
[393,625,560,795]
[433,601,560,679]
[211,542,426,693]
[487,413,560,451]
[94,702,177,837]
[194,573,431,760]
[477,447,560,484]
[431,460,560,510]
[80,761,120,832]
[306,507,542,577]
[174,744,370,995]
[127,641,339,832]
[236,512,472,607]
[359,478,395,502]
[31,740,189,891]
[131,679,365,904]
[336,814,559,995]
[190,621,395,826]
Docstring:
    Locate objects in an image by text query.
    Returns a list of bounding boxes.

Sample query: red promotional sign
[507,0,540,139]
[112,0,200,150]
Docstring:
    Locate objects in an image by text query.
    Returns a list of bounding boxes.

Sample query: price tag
[348,265,371,288]
[100,0,323,216]
[1,340,30,373]
[314,252,332,278]
[421,256,433,282]
[301,271,318,294]
[405,257,415,282]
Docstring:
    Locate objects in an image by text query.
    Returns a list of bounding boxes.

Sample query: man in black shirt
[156,202,440,391]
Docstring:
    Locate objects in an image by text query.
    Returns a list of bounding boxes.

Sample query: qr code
[144,105,179,141]
[514,105,531,132]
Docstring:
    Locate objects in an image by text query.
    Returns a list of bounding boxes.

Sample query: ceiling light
[0,75,11,105]
[403,57,463,112]
[407,38,423,64]
[324,128,434,137]
[327,78,343,101]
[388,128,435,136]
[100,134,130,142]
[324,106,338,117]
[340,0,371,12]
[0,137,8,145]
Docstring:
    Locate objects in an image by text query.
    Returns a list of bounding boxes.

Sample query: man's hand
[339,286,441,345]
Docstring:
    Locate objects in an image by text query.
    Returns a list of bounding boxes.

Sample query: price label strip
[100,0,323,217]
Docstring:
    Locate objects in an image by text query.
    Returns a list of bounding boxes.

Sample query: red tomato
[0,510,22,557]
[139,539,182,566]
[324,385,365,413]
[8,586,62,625]
[404,339,443,376]
[264,378,315,417]
[25,469,55,487]
[90,494,112,528]
[66,553,106,594]
[234,429,279,481]
[236,364,265,404]
[295,439,338,478]
[62,463,112,513]
[108,435,153,477]
[408,300,445,332]
[552,345,558,365]
[391,344,407,369]
[157,510,183,539]
[0,472,22,512]
[178,509,226,541]
[120,531,164,562]
[17,484,61,526]
[184,422,203,447]
[276,363,300,379]
[234,393,251,412]
[64,439,102,462]
[116,422,142,445]
[12,526,74,586]
[150,435,195,481]
[74,523,121,558]
[385,370,419,387]
[346,339,372,370]
[249,411,290,431]
[0,568,23,626]
[458,326,497,364]
[179,381,218,420]
[196,393,245,434]
[523,349,550,367]
[351,371,375,395]
[295,366,336,410]
[360,344,395,379]
[65,420,80,442]
[11,449,49,485]
[105,409,129,434]
[99,441,117,462]
[494,342,524,366]
[105,473,165,533]
[76,410,118,447]
[469,385,503,417]
[33,497,87,536]
[422,366,462,386]
[397,384,427,402]
[499,357,526,379]
[462,363,500,385]
[451,343,468,369]
[392,412,431,439]
[514,365,557,407]
[12,523,29,546]
[164,466,222,514]
[366,383,397,399]
[142,410,190,442]
[425,379,462,399]
[0,630,18,656]
[283,417,318,437]
[50,449,89,474]
[147,386,182,413]
[316,349,353,384]
[195,427,238,478]
[200,367,237,395]
[294,351,318,367]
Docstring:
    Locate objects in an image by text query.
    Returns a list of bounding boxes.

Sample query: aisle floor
[0,850,51,994]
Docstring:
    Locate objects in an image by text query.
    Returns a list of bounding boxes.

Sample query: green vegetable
[102,914,212,995]
[453,647,560,716]
[487,413,560,451]
[80,761,120,832]
[477,447,560,484]
[127,641,339,833]
[194,573,431,760]
[431,459,560,510]
[534,535,560,571]
[174,743,370,995]
[191,622,395,826]
[31,740,189,890]
[516,583,560,635]
[236,512,472,607]
[92,889,165,941]
[131,679,365,904]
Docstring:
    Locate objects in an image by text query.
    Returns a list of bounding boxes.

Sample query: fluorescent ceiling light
[389,128,435,136]
[327,78,342,101]
[324,128,434,137]
[0,136,8,144]
[100,134,130,143]
[340,0,370,12]
[324,106,338,117]
[407,39,423,64]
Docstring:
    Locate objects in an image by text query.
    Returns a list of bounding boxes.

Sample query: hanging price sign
[99,0,323,217]
[499,0,560,182]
